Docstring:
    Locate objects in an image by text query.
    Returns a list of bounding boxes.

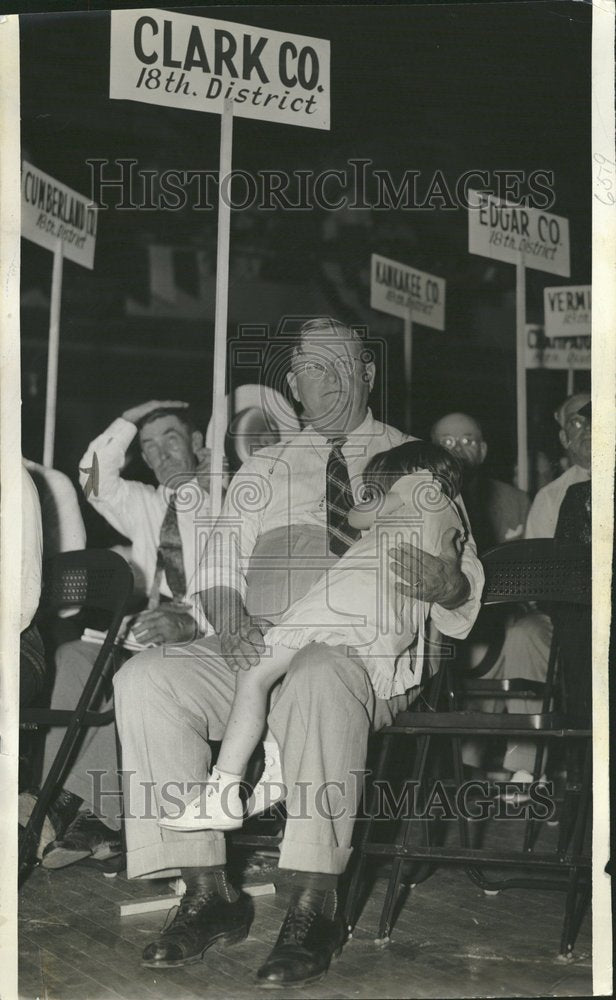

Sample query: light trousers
[113,635,411,880]
[462,611,552,774]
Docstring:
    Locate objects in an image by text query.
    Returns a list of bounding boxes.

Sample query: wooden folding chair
[19,549,133,880]
[345,540,592,957]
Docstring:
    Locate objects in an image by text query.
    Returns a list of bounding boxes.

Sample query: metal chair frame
[19,549,133,880]
[345,540,592,957]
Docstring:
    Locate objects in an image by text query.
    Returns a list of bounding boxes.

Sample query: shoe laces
[161,890,216,933]
[279,900,318,945]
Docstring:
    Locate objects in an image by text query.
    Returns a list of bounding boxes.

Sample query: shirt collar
[303,408,375,448]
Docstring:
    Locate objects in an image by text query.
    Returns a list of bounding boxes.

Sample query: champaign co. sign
[110,8,330,130]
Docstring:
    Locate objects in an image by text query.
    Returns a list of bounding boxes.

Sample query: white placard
[525,324,590,370]
[110,9,330,131]
[544,284,591,339]
[468,190,570,277]
[370,253,445,331]
[21,162,98,269]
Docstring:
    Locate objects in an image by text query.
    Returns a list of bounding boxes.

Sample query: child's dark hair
[362,440,463,501]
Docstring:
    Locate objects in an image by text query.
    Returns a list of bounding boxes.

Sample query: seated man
[19,463,45,709]
[20,400,212,868]
[113,318,483,988]
[458,393,590,782]
[431,411,529,551]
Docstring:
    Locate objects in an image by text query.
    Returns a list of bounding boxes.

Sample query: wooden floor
[19,837,591,1000]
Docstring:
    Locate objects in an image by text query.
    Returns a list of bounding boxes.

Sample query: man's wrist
[201,586,247,635]
[440,570,471,611]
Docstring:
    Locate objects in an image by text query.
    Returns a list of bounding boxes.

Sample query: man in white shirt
[525,393,591,539]
[113,318,483,986]
[464,392,591,784]
[26,401,211,870]
[19,464,45,708]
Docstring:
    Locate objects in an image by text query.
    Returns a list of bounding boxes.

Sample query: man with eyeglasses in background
[525,393,591,539]
[430,412,530,552]
[436,394,590,791]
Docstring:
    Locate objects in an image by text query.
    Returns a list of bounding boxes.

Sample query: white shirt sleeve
[195,453,271,604]
[21,466,43,632]
[430,496,484,640]
[24,460,86,555]
[79,417,152,539]
[524,488,553,539]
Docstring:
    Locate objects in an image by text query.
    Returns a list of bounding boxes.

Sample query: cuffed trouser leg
[113,636,236,880]
[269,643,407,876]
[462,612,552,773]
[41,640,123,829]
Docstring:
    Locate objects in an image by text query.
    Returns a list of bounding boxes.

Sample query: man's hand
[131,605,197,646]
[201,586,265,672]
[219,610,265,672]
[122,400,189,426]
[390,525,471,610]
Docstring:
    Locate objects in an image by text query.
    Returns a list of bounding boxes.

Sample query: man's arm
[390,525,470,609]
[201,585,265,671]
[390,517,484,639]
[189,452,271,634]
[79,399,188,537]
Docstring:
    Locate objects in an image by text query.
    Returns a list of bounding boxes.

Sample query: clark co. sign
[110,9,330,130]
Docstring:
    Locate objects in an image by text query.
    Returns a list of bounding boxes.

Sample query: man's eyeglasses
[565,414,590,432]
[294,356,359,379]
[438,435,481,449]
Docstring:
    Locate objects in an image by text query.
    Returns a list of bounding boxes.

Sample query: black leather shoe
[142,891,254,968]
[19,787,82,861]
[41,811,123,870]
[256,888,346,988]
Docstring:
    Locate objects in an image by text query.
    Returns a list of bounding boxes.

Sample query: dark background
[18,1,592,545]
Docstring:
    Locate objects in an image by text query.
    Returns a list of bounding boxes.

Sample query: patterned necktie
[326,437,362,556]
[154,494,186,603]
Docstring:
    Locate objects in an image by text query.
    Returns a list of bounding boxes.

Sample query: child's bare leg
[158,645,296,832]
[216,644,295,777]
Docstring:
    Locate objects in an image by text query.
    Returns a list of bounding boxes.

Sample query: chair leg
[345,733,396,930]
[376,733,433,940]
[523,738,547,853]
[18,641,116,883]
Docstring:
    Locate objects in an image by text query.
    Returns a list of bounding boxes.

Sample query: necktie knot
[327,436,347,451]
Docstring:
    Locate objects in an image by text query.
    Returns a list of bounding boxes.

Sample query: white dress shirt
[21,465,44,632]
[197,409,483,641]
[23,459,86,557]
[79,418,211,623]
[525,464,590,540]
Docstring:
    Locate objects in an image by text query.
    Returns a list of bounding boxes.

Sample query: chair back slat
[481,540,590,607]
[41,549,133,615]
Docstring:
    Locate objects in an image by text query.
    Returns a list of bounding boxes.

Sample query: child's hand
[348,503,378,530]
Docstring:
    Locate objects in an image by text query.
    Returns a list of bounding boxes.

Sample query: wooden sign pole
[42,239,64,467]
[403,307,413,433]
[209,100,233,518]
[567,368,575,395]
[515,256,529,492]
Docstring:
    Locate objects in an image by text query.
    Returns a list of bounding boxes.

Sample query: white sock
[212,766,243,785]
[263,740,280,760]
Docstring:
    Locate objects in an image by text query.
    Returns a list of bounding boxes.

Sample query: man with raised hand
[114,319,483,987]
[24,400,211,871]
